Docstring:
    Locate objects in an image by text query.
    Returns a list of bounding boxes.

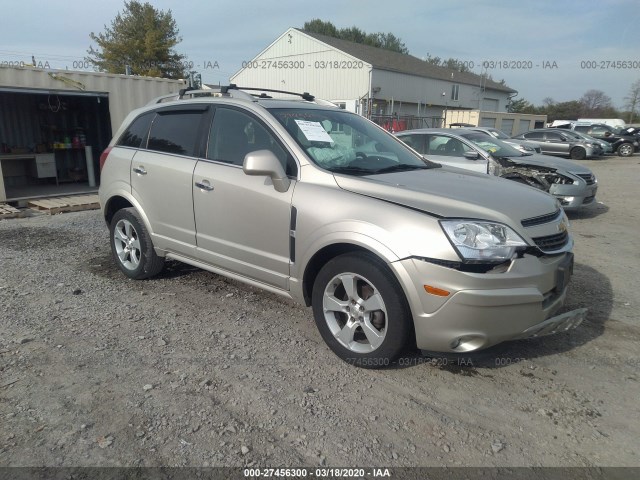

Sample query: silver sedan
[396,128,598,211]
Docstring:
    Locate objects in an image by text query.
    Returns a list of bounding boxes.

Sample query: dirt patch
[0,156,639,468]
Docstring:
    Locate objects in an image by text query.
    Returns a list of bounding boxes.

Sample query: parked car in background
[620,126,640,138]
[466,126,542,154]
[550,128,612,155]
[396,128,598,210]
[512,129,602,159]
[568,123,639,157]
[98,85,585,366]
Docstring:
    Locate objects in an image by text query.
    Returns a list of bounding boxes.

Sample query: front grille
[532,230,569,252]
[575,173,596,185]
[521,209,562,228]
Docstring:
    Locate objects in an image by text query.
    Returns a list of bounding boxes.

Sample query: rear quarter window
[117,112,154,148]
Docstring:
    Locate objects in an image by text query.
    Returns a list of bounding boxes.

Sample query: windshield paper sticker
[295,120,334,143]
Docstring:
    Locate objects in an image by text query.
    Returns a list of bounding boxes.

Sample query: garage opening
[0,88,112,202]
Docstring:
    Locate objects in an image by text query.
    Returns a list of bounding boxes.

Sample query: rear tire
[311,252,412,368]
[570,147,586,160]
[110,208,164,280]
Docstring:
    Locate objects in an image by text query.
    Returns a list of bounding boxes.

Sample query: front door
[192,106,297,290]
[423,134,488,173]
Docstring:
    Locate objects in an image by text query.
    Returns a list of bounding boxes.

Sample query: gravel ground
[0,156,639,469]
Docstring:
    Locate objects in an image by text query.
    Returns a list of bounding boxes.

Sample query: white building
[232,28,518,129]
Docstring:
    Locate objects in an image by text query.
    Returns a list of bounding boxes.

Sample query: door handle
[195,180,214,191]
[133,166,147,175]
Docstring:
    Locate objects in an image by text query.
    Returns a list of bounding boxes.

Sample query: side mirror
[243,150,291,193]
[463,151,480,160]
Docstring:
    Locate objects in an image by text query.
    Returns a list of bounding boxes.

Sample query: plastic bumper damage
[513,307,587,340]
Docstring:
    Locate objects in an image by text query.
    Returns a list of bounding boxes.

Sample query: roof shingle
[297,29,516,94]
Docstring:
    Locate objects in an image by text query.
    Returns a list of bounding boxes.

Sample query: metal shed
[0,66,186,202]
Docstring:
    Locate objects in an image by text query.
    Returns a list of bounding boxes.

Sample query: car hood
[333,167,559,226]
[497,153,593,174]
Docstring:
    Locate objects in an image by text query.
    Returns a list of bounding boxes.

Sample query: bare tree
[542,97,555,107]
[580,89,613,116]
[624,79,640,123]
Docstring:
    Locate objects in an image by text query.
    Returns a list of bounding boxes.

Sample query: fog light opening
[449,335,486,352]
[559,196,575,206]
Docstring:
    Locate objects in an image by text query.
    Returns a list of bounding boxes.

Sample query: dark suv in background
[567,124,639,157]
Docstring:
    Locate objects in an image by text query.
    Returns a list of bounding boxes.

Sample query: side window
[545,132,563,141]
[398,134,426,154]
[147,112,202,156]
[589,126,607,135]
[524,131,544,140]
[207,107,298,176]
[117,112,154,148]
[428,135,468,156]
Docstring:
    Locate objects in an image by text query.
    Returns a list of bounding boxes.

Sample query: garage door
[500,119,515,135]
[480,117,496,128]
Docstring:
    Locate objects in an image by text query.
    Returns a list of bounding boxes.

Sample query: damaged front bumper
[513,307,587,339]
[394,252,584,353]
[490,157,598,210]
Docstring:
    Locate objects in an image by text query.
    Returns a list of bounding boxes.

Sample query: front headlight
[440,220,528,262]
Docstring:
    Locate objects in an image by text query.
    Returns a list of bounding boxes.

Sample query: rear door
[192,106,297,290]
[130,104,210,255]
[542,131,570,156]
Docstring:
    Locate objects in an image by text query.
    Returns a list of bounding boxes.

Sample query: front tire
[311,252,412,368]
[570,147,586,160]
[617,143,633,157]
[109,208,164,279]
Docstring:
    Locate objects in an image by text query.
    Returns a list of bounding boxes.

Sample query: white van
[577,118,626,128]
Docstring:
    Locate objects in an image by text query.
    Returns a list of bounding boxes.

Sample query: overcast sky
[2,0,639,109]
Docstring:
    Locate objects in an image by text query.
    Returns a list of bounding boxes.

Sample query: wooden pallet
[0,203,25,220]
[28,195,100,214]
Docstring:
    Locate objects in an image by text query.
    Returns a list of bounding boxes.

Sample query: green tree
[303,19,409,54]
[303,19,339,38]
[508,98,535,113]
[87,1,187,78]
[539,100,583,122]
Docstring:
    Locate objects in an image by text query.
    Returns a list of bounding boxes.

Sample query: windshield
[562,130,597,142]
[558,130,583,140]
[268,108,438,174]
[486,129,510,139]
[458,132,526,157]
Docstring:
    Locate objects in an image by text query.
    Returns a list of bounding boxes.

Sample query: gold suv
[98,86,585,367]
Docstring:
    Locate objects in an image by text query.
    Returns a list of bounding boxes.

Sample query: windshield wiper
[330,166,376,175]
[372,163,440,174]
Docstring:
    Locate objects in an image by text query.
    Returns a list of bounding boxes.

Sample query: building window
[451,84,459,101]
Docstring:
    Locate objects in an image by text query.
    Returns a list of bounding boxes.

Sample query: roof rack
[149,84,337,107]
[225,84,315,101]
